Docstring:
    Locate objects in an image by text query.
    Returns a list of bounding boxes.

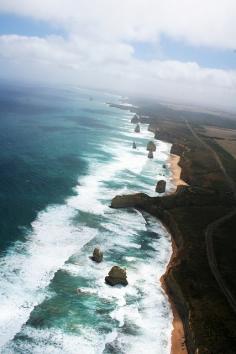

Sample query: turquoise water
[0,83,174,353]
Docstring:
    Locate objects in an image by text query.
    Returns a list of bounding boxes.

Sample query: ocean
[0,83,173,353]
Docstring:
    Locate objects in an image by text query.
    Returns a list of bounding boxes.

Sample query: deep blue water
[0,83,173,353]
[0,84,120,250]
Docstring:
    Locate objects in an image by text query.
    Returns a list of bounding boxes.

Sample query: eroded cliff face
[159,211,197,354]
[111,190,196,352]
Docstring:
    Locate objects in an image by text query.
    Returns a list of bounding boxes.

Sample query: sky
[0,0,236,110]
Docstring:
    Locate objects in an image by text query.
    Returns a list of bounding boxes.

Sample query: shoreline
[127,107,188,353]
[109,104,179,352]
[114,105,187,353]
[168,153,187,188]
[162,151,188,354]
[111,105,236,353]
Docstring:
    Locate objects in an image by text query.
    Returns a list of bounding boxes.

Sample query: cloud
[0,1,236,109]
[0,0,236,49]
[0,34,134,67]
[0,34,235,92]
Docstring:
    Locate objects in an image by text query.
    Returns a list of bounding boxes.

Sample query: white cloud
[0,0,236,49]
[0,1,236,109]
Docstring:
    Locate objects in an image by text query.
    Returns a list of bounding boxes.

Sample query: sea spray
[0,87,174,353]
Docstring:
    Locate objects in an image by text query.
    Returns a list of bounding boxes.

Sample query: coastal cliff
[111,116,236,353]
[110,190,195,352]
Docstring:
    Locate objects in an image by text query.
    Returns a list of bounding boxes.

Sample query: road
[185,120,236,199]
[185,119,236,314]
[206,210,236,314]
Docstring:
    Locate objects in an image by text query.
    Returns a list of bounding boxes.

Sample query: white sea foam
[58,209,172,354]
[3,326,107,354]
[68,134,172,215]
[108,218,172,354]
[0,206,96,348]
[0,109,174,353]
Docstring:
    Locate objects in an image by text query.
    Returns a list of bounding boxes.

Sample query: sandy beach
[169,153,187,187]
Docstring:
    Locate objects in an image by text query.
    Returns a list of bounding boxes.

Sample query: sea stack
[155,180,166,193]
[148,151,154,159]
[131,114,140,124]
[154,129,159,139]
[134,124,140,133]
[132,142,137,149]
[146,141,156,152]
[90,247,103,263]
[105,266,128,286]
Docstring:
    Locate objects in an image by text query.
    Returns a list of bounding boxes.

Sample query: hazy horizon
[0,1,236,111]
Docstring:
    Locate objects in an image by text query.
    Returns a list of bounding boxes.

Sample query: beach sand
[169,154,187,187]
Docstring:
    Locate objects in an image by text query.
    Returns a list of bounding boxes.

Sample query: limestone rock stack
[131,114,140,124]
[90,247,103,263]
[155,180,166,193]
[105,266,128,286]
[134,124,140,133]
[146,141,156,152]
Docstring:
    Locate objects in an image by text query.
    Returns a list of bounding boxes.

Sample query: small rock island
[148,150,154,158]
[147,140,156,158]
[105,266,128,286]
[134,124,140,133]
[147,140,156,152]
[156,180,166,193]
[131,114,140,124]
[90,247,103,263]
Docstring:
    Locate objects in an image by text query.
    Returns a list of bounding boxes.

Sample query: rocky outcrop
[90,247,103,263]
[105,266,128,286]
[154,129,159,139]
[148,150,154,159]
[132,142,137,149]
[111,186,221,211]
[156,180,166,193]
[131,114,140,124]
[111,192,150,209]
[135,124,140,133]
[147,141,156,152]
